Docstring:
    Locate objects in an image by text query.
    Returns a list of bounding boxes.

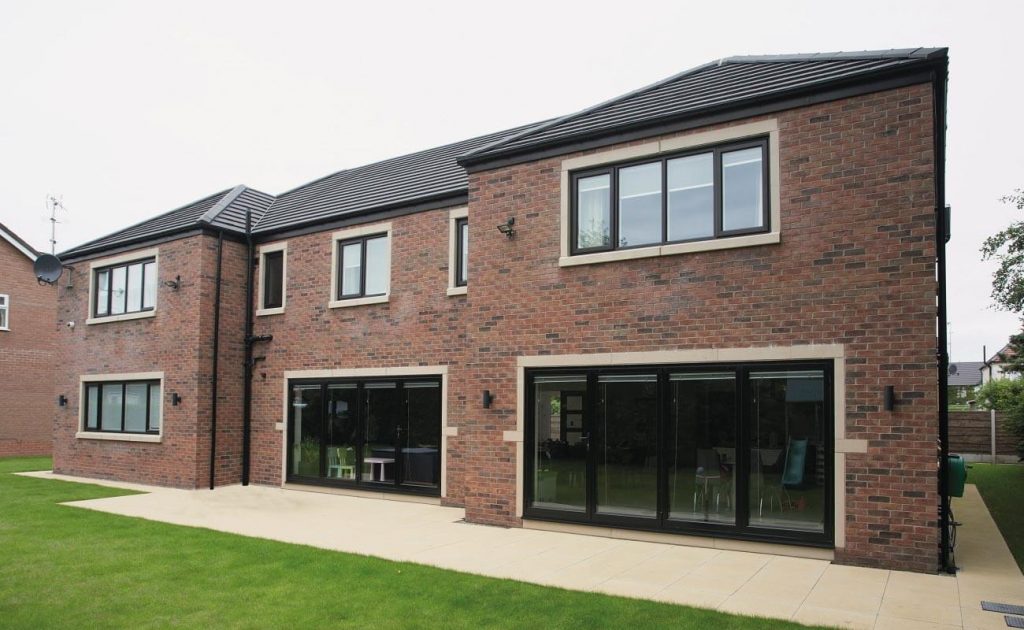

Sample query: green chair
[328,447,356,479]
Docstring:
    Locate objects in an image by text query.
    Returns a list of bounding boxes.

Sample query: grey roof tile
[460,48,947,164]
[253,121,544,234]
[948,362,984,387]
[60,186,274,259]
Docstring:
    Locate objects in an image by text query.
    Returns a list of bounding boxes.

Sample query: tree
[980,190,1024,459]
[982,190,1024,313]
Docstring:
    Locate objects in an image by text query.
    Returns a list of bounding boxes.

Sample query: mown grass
[968,463,1024,571]
[0,456,819,629]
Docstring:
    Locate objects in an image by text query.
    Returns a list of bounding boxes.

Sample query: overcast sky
[1,0,1021,361]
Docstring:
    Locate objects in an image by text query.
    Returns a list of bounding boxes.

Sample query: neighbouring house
[51,48,951,574]
[948,361,983,407]
[982,343,1019,383]
[0,222,56,456]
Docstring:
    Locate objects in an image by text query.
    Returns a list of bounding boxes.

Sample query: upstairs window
[263,251,284,308]
[0,294,8,330]
[94,258,157,318]
[455,218,468,287]
[337,234,389,300]
[571,137,768,254]
[258,243,287,314]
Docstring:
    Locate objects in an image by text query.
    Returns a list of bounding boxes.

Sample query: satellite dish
[948,364,958,376]
[34,254,64,284]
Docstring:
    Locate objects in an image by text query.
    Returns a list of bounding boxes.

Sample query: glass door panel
[326,384,358,481]
[748,370,826,532]
[289,385,323,478]
[402,382,441,489]
[667,372,737,524]
[531,376,587,512]
[595,374,658,518]
[363,382,400,484]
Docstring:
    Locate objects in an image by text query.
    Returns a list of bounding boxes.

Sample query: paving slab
[18,470,1024,629]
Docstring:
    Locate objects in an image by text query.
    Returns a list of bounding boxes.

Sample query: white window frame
[76,371,164,443]
[446,207,468,296]
[0,294,8,331]
[558,119,782,267]
[256,241,287,316]
[329,222,392,309]
[86,247,160,325]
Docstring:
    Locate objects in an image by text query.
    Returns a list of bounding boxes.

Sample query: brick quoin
[0,237,56,456]
[53,82,942,573]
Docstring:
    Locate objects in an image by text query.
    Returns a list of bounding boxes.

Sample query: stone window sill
[75,431,162,443]
[86,310,156,325]
[559,231,780,267]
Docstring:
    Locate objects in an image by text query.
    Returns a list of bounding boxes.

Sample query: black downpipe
[242,211,254,486]
[209,231,224,490]
[933,58,952,573]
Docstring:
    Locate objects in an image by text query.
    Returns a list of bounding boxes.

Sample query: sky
[0,0,1021,362]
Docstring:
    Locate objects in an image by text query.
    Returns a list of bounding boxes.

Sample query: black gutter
[209,231,224,490]
[242,211,254,486]
[933,56,952,573]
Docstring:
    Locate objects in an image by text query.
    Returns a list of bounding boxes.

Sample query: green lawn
[0,456,820,629]
[968,463,1024,571]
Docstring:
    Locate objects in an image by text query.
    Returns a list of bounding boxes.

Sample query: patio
[23,471,1024,630]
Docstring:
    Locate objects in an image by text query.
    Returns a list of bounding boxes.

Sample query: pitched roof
[986,343,1017,366]
[60,185,275,260]
[459,48,947,167]
[948,362,984,387]
[253,121,543,234]
[0,221,40,261]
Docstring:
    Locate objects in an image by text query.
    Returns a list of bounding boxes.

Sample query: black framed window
[94,258,157,317]
[336,234,389,299]
[524,360,832,547]
[571,137,769,255]
[83,380,161,434]
[455,218,468,287]
[262,250,284,309]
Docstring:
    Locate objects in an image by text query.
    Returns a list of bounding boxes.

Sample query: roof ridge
[721,48,944,64]
[198,184,248,226]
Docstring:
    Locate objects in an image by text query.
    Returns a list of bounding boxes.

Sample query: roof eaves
[0,221,40,260]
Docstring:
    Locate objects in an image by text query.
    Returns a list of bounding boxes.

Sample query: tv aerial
[34,195,72,285]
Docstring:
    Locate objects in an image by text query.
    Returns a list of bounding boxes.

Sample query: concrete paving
[22,471,1024,629]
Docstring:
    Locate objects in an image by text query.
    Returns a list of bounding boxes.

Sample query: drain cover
[983,602,1024,616]
[1005,615,1024,629]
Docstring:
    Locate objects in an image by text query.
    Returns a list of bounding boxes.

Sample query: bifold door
[524,362,832,546]
[287,377,442,495]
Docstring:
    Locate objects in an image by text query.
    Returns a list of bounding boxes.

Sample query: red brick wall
[0,239,56,456]
[52,235,235,487]
[53,81,941,573]
[248,212,470,491]
[462,83,939,572]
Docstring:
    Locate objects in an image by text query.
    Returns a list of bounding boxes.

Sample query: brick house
[51,48,951,573]
[0,222,56,456]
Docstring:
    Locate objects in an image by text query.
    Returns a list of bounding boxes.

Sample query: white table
[363,457,395,482]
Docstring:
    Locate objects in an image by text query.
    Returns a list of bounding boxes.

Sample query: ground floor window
[83,380,161,434]
[525,361,832,546]
[287,376,441,495]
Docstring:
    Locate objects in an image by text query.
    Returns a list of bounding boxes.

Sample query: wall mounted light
[883,385,896,412]
[482,390,494,409]
[58,394,67,407]
[496,217,516,240]
[171,392,182,407]
[163,275,182,291]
